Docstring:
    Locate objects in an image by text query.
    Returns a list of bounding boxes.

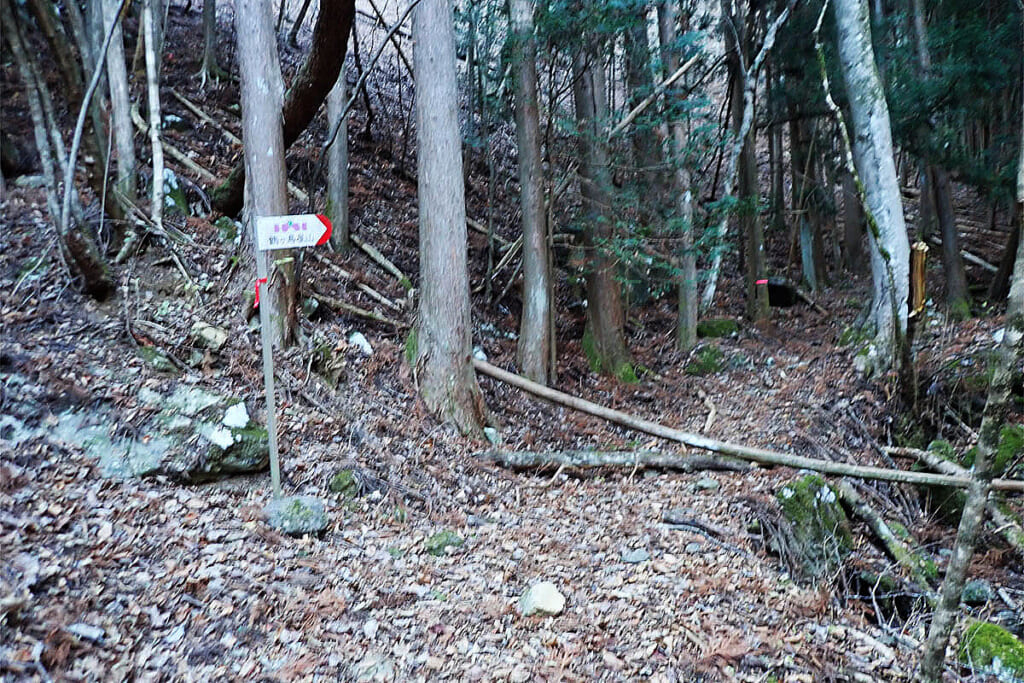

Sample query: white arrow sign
[255,214,332,251]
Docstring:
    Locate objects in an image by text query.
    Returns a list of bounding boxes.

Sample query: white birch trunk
[833,0,910,371]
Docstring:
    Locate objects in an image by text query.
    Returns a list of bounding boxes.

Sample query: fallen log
[481,449,751,473]
[473,359,1024,492]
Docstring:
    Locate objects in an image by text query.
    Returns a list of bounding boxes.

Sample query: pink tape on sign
[254,277,268,308]
[755,279,769,285]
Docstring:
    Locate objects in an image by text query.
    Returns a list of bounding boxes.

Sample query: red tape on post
[254,277,268,308]
[755,279,769,285]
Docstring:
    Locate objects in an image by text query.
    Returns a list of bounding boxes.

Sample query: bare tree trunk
[199,0,225,84]
[413,0,488,436]
[790,116,828,290]
[104,0,136,204]
[724,3,769,321]
[658,0,697,350]
[143,0,164,232]
[833,0,910,374]
[701,0,795,311]
[327,64,350,253]
[918,112,1024,678]
[237,0,296,348]
[573,50,632,379]
[510,0,553,385]
[909,0,969,318]
[842,168,864,272]
[212,0,356,216]
[623,9,664,202]
[288,0,315,48]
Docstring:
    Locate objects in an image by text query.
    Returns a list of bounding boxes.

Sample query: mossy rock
[264,495,329,536]
[697,318,739,338]
[328,469,360,498]
[424,530,464,556]
[686,345,725,376]
[214,216,238,242]
[137,345,177,373]
[777,475,852,580]
[959,621,1024,679]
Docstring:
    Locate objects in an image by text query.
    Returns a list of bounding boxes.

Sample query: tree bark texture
[510,0,553,385]
[842,169,865,271]
[789,115,828,290]
[833,0,910,373]
[657,0,697,350]
[103,0,136,204]
[623,9,664,203]
[200,0,224,82]
[213,0,357,216]
[327,65,350,252]
[236,0,296,348]
[413,0,488,436]
[143,0,165,232]
[572,50,632,379]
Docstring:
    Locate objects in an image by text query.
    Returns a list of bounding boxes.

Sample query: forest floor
[1,3,1022,682]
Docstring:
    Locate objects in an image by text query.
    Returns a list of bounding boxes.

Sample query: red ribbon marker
[755,279,769,285]
[254,277,268,308]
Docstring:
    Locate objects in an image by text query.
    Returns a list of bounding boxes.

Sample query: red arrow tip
[315,214,333,246]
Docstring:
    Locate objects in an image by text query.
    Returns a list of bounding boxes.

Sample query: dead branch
[480,449,750,472]
[311,252,402,310]
[308,287,406,328]
[350,235,411,290]
[886,446,1024,552]
[835,479,937,593]
[473,359,1024,492]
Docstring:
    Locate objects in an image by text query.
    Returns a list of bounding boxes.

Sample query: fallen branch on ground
[351,235,411,290]
[308,287,406,328]
[481,449,750,473]
[836,479,937,594]
[473,359,1024,492]
[886,446,1024,552]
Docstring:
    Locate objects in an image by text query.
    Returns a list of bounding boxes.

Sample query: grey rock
[684,542,703,554]
[352,652,394,681]
[519,581,565,617]
[694,477,720,492]
[13,174,45,189]
[190,321,229,351]
[621,548,650,564]
[348,331,373,356]
[962,578,995,606]
[67,623,105,644]
[264,495,329,536]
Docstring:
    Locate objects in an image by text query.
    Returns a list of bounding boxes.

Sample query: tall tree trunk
[327,64,350,253]
[103,0,136,205]
[725,1,769,321]
[918,95,1024,678]
[767,65,786,234]
[237,0,296,348]
[199,0,224,84]
[842,168,864,272]
[988,218,1020,302]
[790,116,828,290]
[213,0,357,216]
[413,0,488,436]
[834,0,911,374]
[143,0,164,232]
[910,0,969,317]
[623,9,664,201]
[510,0,553,385]
[572,50,632,379]
[658,0,698,350]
